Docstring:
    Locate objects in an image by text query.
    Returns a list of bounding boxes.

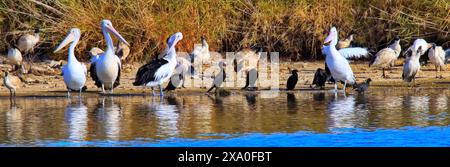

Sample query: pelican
[369,36,401,78]
[323,27,356,92]
[207,61,227,93]
[7,46,24,72]
[337,34,353,49]
[3,71,16,102]
[90,20,129,93]
[54,28,87,96]
[402,46,423,84]
[190,36,210,64]
[428,43,446,78]
[116,41,130,63]
[133,32,183,96]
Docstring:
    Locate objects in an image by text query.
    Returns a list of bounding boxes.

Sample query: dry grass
[0,0,449,62]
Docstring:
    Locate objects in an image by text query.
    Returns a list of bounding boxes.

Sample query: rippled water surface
[1,88,450,146]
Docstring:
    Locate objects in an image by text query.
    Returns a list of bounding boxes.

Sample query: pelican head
[54,28,81,53]
[101,19,129,46]
[324,27,338,46]
[167,32,183,48]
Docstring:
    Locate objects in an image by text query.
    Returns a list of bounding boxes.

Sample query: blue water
[21,126,448,147]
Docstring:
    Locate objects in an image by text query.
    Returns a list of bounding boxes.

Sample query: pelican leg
[342,81,347,92]
[334,83,338,92]
[67,90,70,97]
[111,83,114,94]
[382,68,386,78]
[79,88,82,97]
[101,84,105,93]
[151,87,155,96]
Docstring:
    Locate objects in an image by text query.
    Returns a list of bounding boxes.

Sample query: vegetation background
[0,0,449,62]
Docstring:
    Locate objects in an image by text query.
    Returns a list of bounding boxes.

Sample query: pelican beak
[106,25,130,46]
[54,32,75,53]
[323,33,334,45]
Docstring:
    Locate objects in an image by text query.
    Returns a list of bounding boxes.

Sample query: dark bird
[242,68,258,91]
[311,68,328,89]
[286,69,298,90]
[207,61,227,93]
[353,78,372,93]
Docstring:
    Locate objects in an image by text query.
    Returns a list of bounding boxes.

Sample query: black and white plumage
[190,36,210,64]
[7,46,24,72]
[242,68,258,91]
[133,32,183,96]
[402,46,423,83]
[353,78,372,93]
[3,71,16,101]
[207,61,227,93]
[90,20,129,93]
[286,69,298,90]
[311,68,328,89]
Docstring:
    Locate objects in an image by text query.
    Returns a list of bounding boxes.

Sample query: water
[0,88,449,147]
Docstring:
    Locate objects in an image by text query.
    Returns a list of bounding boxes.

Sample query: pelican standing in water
[428,43,446,78]
[90,20,129,93]
[54,28,87,96]
[133,32,183,96]
[322,27,356,92]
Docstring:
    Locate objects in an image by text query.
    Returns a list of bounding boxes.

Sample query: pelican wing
[61,64,67,76]
[133,58,169,86]
[89,61,102,88]
[338,47,371,60]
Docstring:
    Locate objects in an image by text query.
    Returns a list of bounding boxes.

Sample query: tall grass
[0,0,449,62]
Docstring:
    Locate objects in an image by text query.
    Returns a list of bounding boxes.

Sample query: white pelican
[54,28,87,96]
[90,20,129,93]
[323,27,356,92]
[3,71,16,101]
[7,46,24,72]
[402,46,423,84]
[337,34,353,49]
[17,28,40,54]
[207,61,227,93]
[133,32,183,96]
[190,36,210,64]
[369,36,401,78]
[428,43,446,78]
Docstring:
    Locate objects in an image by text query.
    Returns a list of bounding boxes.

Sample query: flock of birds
[2,21,450,100]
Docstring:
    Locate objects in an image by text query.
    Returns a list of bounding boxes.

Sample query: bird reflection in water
[64,99,88,141]
[245,93,257,109]
[95,97,122,140]
[286,93,297,114]
[327,95,357,129]
[148,96,180,137]
[6,105,24,143]
[313,92,326,101]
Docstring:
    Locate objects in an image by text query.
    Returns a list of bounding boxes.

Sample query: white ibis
[369,36,401,78]
[190,36,210,64]
[90,19,129,93]
[54,28,87,96]
[402,46,423,84]
[404,38,432,57]
[322,27,356,92]
[7,46,24,73]
[17,28,40,54]
[428,43,446,78]
[3,71,16,102]
[133,32,183,96]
